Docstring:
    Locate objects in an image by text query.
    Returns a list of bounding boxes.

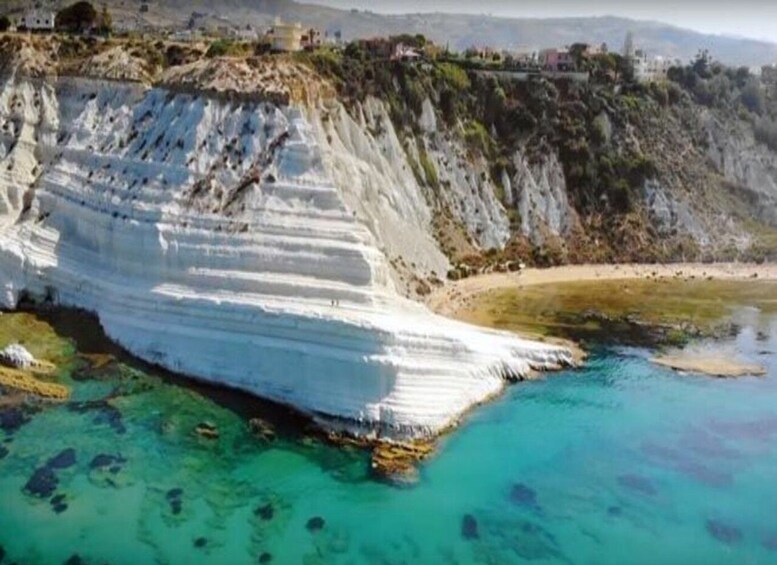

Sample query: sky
[309,1,777,43]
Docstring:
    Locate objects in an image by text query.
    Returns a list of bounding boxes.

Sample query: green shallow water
[1,309,777,564]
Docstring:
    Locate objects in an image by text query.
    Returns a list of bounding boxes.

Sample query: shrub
[740,78,765,115]
[754,117,777,152]
[418,147,439,190]
[436,62,470,91]
[205,39,251,59]
[463,120,492,155]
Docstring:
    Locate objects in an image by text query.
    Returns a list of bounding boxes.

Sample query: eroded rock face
[0,344,36,369]
[703,109,777,227]
[511,152,577,245]
[0,75,572,439]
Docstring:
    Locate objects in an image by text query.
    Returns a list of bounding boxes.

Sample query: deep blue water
[1,313,776,564]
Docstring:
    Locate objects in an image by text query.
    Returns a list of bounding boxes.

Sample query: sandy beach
[427,263,777,318]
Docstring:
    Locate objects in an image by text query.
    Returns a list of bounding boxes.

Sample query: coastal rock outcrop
[0,71,573,439]
[0,344,36,369]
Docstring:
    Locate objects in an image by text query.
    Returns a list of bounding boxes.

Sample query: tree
[97,3,112,35]
[740,78,765,115]
[56,1,98,33]
[691,49,713,79]
[0,15,11,32]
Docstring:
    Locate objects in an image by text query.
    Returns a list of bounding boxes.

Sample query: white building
[18,8,56,32]
[268,18,303,52]
[509,46,540,66]
[631,51,679,83]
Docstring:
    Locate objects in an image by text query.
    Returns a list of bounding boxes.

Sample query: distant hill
[4,0,777,66]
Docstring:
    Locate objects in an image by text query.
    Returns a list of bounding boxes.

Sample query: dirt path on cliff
[427,263,777,319]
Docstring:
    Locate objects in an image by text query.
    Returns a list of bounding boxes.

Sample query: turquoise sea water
[1,311,776,564]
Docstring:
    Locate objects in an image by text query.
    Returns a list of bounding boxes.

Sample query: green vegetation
[461,279,777,346]
[205,39,252,58]
[417,145,439,190]
[295,40,776,267]
[0,15,11,32]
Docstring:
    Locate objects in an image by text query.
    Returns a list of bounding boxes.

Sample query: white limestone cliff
[0,75,573,439]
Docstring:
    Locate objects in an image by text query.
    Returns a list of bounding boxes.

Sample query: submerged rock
[195,422,219,440]
[47,448,76,470]
[306,517,325,532]
[506,520,564,562]
[258,552,272,563]
[254,503,274,521]
[248,418,276,442]
[461,514,479,540]
[706,519,742,545]
[51,493,68,514]
[89,453,126,471]
[24,466,58,498]
[0,407,30,433]
[166,488,183,501]
[763,534,777,551]
[64,555,86,565]
[193,537,207,549]
[617,474,657,496]
[509,483,540,511]
[68,401,126,434]
[369,440,434,485]
[166,488,184,515]
[0,444,8,459]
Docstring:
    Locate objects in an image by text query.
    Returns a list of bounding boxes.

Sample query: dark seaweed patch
[509,483,540,511]
[763,534,777,551]
[51,493,69,514]
[68,401,126,434]
[258,552,272,563]
[24,466,58,498]
[254,503,274,521]
[193,537,207,549]
[617,474,656,496]
[461,514,479,540]
[306,517,325,532]
[47,449,76,470]
[89,454,126,471]
[166,488,184,515]
[706,519,742,545]
[0,408,30,434]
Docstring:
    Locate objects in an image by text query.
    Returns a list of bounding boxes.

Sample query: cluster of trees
[667,50,777,152]
[668,50,764,113]
[56,1,111,34]
[0,15,11,32]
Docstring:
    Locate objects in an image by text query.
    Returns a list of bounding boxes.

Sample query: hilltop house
[538,48,575,72]
[466,46,503,63]
[392,43,422,62]
[268,18,303,52]
[508,46,540,67]
[630,50,679,82]
[18,7,56,32]
[301,27,322,50]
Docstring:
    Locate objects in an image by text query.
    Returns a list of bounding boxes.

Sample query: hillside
[3,1,777,66]
[1,31,777,434]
